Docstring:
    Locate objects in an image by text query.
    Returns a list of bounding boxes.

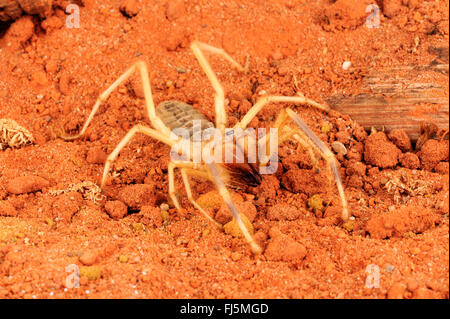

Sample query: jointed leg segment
[207,162,262,254]
[61,61,171,140]
[101,124,175,189]
[190,41,249,133]
[285,109,349,221]
[235,95,330,130]
[253,103,348,221]
[169,161,222,228]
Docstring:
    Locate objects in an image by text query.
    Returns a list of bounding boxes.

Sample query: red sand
[0,0,448,299]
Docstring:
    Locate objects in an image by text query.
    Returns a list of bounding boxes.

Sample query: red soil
[0,0,448,299]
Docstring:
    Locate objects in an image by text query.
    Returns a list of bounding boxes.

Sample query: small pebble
[86,146,107,164]
[80,266,102,281]
[331,141,347,155]
[119,255,128,263]
[307,194,324,212]
[79,250,98,266]
[342,61,352,70]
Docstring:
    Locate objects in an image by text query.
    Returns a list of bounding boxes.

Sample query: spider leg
[235,95,330,130]
[207,161,262,254]
[190,41,248,133]
[180,167,223,228]
[167,161,222,227]
[168,161,182,211]
[285,108,349,221]
[101,124,175,189]
[273,109,319,170]
[236,95,346,220]
[61,61,170,140]
[257,110,320,173]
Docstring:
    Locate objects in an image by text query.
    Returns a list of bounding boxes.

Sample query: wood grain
[328,47,449,142]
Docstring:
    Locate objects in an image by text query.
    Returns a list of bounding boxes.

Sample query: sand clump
[117,184,157,210]
[417,140,449,171]
[104,200,128,220]
[364,132,402,168]
[264,228,307,267]
[365,206,439,239]
[6,176,50,194]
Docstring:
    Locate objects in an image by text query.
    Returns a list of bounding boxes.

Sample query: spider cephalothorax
[60,41,349,254]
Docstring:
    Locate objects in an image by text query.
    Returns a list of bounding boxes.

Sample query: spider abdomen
[156,100,214,137]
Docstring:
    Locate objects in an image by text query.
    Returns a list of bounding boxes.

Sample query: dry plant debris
[0,119,34,150]
[49,181,105,203]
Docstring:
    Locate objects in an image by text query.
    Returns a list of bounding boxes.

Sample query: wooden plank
[328,47,449,142]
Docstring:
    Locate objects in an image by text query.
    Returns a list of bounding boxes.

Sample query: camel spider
[61,41,349,254]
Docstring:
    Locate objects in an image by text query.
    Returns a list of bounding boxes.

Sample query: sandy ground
[0,0,448,299]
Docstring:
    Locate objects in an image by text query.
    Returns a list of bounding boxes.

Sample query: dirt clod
[365,206,438,239]
[165,0,186,21]
[79,250,99,266]
[388,129,412,152]
[265,228,307,267]
[322,0,370,31]
[52,192,83,222]
[281,169,328,196]
[0,16,34,49]
[364,132,402,168]
[139,206,163,227]
[399,152,420,169]
[267,203,301,221]
[382,0,404,18]
[387,282,406,299]
[120,0,140,17]
[435,162,449,175]
[0,201,17,217]
[105,200,128,220]
[117,184,156,210]
[7,176,50,194]
[417,140,449,171]
[86,147,107,164]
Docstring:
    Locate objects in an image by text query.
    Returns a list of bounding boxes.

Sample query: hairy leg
[190,41,249,132]
[167,161,222,227]
[61,61,170,140]
[101,124,175,188]
[180,167,223,228]
[235,95,330,130]
[285,108,349,221]
[207,161,262,254]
